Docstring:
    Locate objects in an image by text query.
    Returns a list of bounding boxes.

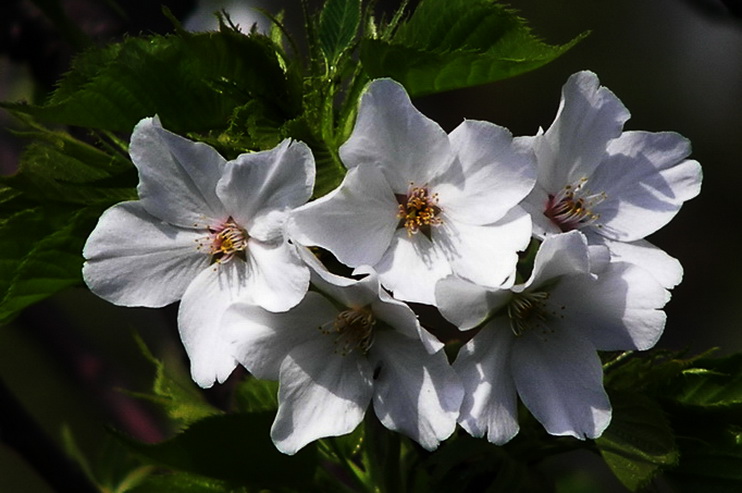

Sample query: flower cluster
[83,71,701,453]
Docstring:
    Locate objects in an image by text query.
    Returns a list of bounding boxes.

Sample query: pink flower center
[206,217,248,264]
[320,306,376,355]
[544,178,606,232]
[396,184,442,236]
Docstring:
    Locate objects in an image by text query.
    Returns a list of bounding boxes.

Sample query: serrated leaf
[663,354,742,411]
[116,413,318,487]
[360,0,585,97]
[130,334,221,428]
[319,0,361,66]
[596,391,679,491]
[2,29,296,135]
[0,205,101,323]
[666,427,742,493]
[234,376,278,413]
[128,472,234,493]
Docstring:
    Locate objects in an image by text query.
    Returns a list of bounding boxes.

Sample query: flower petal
[289,165,399,267]
[131,117,227,227]
[218,140,315,234]
[224,292,338,379]
[554,261,667,351]
[243,239,309,312]
[441,120,536,225]
[435,276,510,331]
[272,340,374,455]
[453,318,520,444]
[177,262,247,388]
[82,201,209,307]
[540,71,630,187]
[372,230,452,305]
[370,330,463,450]
[439,207,531,290]
[339,79,452,190]
[590,131,703,241]
[587,234,683,289]
[511,327,612,440]
[526,231,591,290]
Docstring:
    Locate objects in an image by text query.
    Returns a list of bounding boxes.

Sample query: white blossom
[436,231,668,444]
[289,78,536,305]
[83,117,314,387]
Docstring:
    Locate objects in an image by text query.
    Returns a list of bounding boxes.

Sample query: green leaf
[596,391,679,491]
[662,354,742,412]
[116,413,318,488]
[360,0,586,97]
[128,472,236,493]
[2,29,296,135]
[666,428,742,493]
[319,0,361,66]
[233,376,278,413]
[0,205,101,323]
[129,334,221,428]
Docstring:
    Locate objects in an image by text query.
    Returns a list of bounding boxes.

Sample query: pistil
[544,178,606,232]
[396,184,442,236]
[320,306,376,355]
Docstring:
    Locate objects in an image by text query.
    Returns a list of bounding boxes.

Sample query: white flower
[435,231,668,444]
[521,70,702,288]
[289,78,536,305]
[224,252,463,455]
[82,117,314,387]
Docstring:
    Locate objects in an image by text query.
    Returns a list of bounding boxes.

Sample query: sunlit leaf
[319,0,361,66]
[360,0,586,97]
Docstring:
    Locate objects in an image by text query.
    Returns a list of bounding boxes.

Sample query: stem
[363,413,402,493]
[0,377,99,493]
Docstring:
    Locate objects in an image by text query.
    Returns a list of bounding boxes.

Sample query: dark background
[1,0,741,491]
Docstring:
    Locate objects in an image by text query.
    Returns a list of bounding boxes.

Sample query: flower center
[507,291,552,336]
[396,184,442,236]
[544,177,606,232]
[206,217,248,264]
[320,306,376,355]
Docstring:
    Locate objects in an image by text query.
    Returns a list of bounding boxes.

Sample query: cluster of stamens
[320,307,376,356]
[196,217,248,264]
[544,177,606,232]
[396,184,443,236]
[507,291,553,337]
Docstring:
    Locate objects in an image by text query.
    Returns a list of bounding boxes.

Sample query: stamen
[396,183,443,236]
[544,177,606,232]
[198,217,248,264]
[507,291,552,336]
[320,306,376,355]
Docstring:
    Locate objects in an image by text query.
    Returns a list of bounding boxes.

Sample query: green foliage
[2,27,296,136]
[319,0,362,67]
[116,413,318,489]
[129,334,221,428]
[129,473,243,493]
[233,376,278,413]
[360,0,586,97]
[596,391,679,491]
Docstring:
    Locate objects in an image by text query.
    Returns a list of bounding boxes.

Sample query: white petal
[372,287,444,353]
[441,120,536,225]
[590,131,702,241]
[289,165,399,267]
[439,208,531,290]
[453,318,520,444]
[224,292,338,380]
[131,117,227,227]
[511,328,612,440]
[554,261,667,351]
[540,71,630,187]
[587,234,683,289]
[435,276,510,331]
[177,262,247,388]
[521,185,566,239]
[370,330,463,450]
[525,231,591,290]
[373,230,452,305]
[272,340,374,455]
[82,201,209,307]
[243,239,310,312]
[339,79,452,190]
[218,140,315,233]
